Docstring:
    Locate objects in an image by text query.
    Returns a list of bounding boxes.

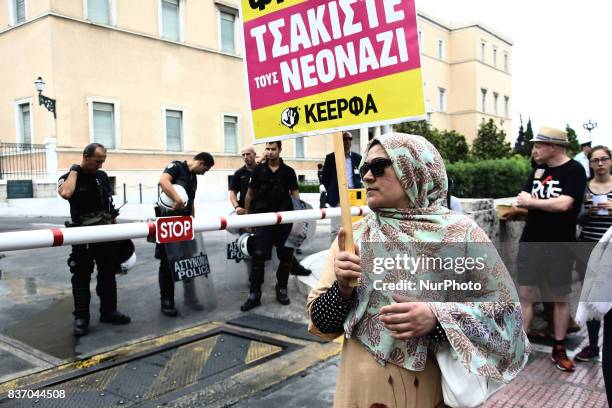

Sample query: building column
[374,126,382,139]
[359,127,368,153]
[382,125,393,135]
[44,138,57,180]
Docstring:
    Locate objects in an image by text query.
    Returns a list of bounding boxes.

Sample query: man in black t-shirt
[229,145,311,277]
[156,152,214,317]
[58,143,130,336]
[514,126,587,372]
[240,141,300,311]
[229,145,257,214]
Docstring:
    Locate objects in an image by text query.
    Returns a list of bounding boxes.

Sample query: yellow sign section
[251,69,425,143]
[241,0,306,23]
[349,188,366,223]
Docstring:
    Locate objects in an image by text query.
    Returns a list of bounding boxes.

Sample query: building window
[165,109,183,151]
[481,41,486,63]
[92,102,116,149]
[493,92,499,115]
[10,0,26,24]
[493,47,498,67]
[160,0,181,41]
[504,96,510,117]
[87,0,110,24]
[219,8,237,54]
[504,53,509,71]
[16,101,32,144]
[438,39,445,60]
[418,29,423,50]
[224,115,238,153]
[295,137,305,158]
[438,88,446,112]
[481,89,487,113]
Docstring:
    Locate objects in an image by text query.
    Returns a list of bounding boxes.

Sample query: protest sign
[241,0,425,142]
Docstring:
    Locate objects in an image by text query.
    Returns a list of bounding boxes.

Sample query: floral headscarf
[344,133,530,382]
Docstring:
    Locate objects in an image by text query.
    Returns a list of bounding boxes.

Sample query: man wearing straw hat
[514,126,587,372]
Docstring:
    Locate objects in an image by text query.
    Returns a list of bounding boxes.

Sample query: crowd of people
[57,127,611,406]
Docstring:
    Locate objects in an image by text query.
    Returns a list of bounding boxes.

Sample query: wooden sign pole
[332,132,356,260]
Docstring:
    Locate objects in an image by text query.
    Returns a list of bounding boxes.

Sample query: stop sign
[155,216,194,243]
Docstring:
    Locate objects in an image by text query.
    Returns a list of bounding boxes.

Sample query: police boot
[161,298,178,317]
[240,292,261,312]
[290,257,312,276]
[72,287,91,322]
[100,311,131,325]
[275,285,290,306]
[183,279,204,311]
[73,318,89,337]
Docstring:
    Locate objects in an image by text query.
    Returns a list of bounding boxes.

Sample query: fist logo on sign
[281,107,299,129]
[248,0,284,11]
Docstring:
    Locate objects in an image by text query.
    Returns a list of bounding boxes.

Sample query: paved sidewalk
[234,329,608,408]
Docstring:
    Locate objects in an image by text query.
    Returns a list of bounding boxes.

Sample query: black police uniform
[155,161,197,303]
[58,168,120,322]
[229,165,252,209]
[245,159,298,305]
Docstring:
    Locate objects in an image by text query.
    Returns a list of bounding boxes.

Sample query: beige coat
[307,241,445,408]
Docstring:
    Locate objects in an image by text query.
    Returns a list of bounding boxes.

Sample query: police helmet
[117,239,136,273]
[158,184,189,211]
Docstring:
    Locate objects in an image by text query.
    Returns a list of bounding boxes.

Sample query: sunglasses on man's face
[359,158,393,179]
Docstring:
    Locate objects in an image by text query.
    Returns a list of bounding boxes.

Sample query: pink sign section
[243,0,421,110]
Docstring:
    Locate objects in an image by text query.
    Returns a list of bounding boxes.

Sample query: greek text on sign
[156,216,194,243]
[241,0,425,142]
[172,253,210,281]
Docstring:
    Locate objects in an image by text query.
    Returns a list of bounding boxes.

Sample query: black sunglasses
[359,158,393,179]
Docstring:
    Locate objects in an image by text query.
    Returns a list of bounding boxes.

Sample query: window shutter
[20,104,31,144]
[295,137,304,158]
[162,0,180,41]
[166,110,183,151]
[88,0,110,24]
[220,12,235,53]
[15,0,26,23]
[93,102,115,149]
[224,115,237,153]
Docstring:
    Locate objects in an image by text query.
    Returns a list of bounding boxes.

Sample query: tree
[565,124,581,157]
[513,116,531,157]
[471,119,512,160]
[438,130,469,163]
[524,118,534,144]
[394,121,469,163]
[394,120,437,141]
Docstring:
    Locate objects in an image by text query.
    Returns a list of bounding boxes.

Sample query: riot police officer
[58,143,130,336]
[156,152,215,317]
[241,141,300,311]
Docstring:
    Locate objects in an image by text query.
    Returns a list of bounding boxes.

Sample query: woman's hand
[334,228,361,300]
[380,295,437,339]
[596,199,612,211]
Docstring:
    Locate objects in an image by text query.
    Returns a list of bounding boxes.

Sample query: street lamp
[34,76,56,119]
[582,119,598,138]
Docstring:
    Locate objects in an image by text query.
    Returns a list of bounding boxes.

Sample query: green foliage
[393,121,469,163]
[513,120,531,157]
[437,130,470,163]
[524,118,534,142]
[298,183,320,193]
[565,124,581,157]
[446,156,532,198]
[471,119,512,160]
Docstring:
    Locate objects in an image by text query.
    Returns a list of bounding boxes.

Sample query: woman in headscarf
[307,133,530,407]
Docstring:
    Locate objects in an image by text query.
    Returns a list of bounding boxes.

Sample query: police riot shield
[163,232,217,310]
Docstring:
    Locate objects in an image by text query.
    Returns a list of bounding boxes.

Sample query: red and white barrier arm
[0,206,371,252]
